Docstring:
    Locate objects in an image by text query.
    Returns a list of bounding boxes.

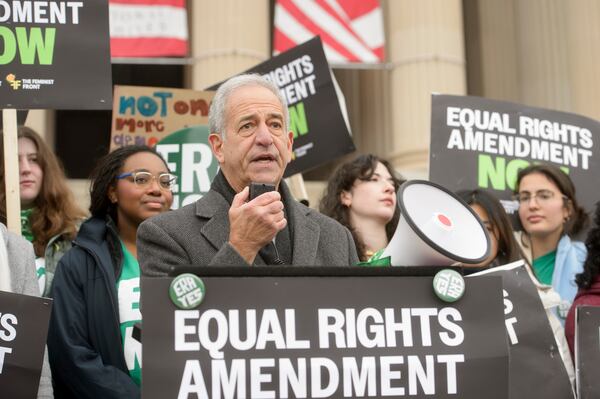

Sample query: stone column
[187,0,271,90]
[384,0,467,178]
[564,0,600,121]
[355,69,392,158]
[513,0,571,112]
[469,0,600,120]
[463,0,519,102]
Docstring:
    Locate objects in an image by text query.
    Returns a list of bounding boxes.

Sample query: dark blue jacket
[47,217,139,398]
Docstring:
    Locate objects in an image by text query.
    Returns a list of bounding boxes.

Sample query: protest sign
[209,36,355,176]
[0,0,112,109]
[575,306,600,399]
[142,272,508,399]
[110,86,217,209]
[471,261,574,399]
[0,291,52,399]
[429,95,600,217]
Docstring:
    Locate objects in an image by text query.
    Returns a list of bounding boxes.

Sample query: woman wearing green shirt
[514,164,589,320]
[48,145,174,398]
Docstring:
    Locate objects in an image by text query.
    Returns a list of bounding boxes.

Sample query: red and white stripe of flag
[274,0,385,63]
[109,0,188,57]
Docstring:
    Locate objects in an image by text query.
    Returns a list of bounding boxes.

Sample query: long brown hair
[457,189,523,266]
[0,127,86,256]
[320,154,404,261]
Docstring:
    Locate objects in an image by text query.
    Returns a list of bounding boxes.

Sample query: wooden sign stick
[2,109,21,235]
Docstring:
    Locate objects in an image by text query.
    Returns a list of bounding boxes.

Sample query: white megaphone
[381,180,490,266]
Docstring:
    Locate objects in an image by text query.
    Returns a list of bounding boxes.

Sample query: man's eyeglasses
[513,190,567,204]
[116,171,177,190]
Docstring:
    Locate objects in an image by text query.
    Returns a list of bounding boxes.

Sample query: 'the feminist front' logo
[6,74,21,90]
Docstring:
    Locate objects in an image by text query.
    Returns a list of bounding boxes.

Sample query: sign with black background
[429,95,600,220]
[208,36,355,176]
[142,275,508,399]
[576,306,600,399]
[0,0,112,109]
[471,261,574,399]
[0,291,52,399]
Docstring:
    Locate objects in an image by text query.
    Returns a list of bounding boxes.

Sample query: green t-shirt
[20,208,35,242]
[532,250,557,286]
[117,242,142,386]
[358,249,391,267]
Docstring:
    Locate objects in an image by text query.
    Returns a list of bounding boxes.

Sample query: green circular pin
[433,269,465,303]
[169,274,205,309]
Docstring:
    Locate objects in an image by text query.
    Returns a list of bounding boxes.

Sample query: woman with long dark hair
[514,163,589,320]
[457,189,522,268]
[565,201,600,357]
[320,154,403,262]
[48,145,174,398]
[0,126,86,296]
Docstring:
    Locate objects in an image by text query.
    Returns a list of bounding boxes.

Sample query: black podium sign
[142,271,508,399]
[0,291,52,399]
[471,261,574,399]
[576,306,600,399]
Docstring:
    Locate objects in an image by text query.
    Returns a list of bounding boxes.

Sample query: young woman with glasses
[48,145,174,398]
[514,163,589,322]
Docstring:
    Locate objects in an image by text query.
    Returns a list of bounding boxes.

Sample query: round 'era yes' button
[169,273,206,309]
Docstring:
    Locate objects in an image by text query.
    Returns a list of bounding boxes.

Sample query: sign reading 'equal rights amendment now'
[429,95,600,217]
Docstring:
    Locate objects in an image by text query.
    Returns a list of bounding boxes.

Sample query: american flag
[273,0,385,64]
[109,0,188,57]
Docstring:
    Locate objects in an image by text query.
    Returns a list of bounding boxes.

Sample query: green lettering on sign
[477,155,569,191]
[0,27,17,65]
[289,102,308,138]
[506,159,530,190]
[16,27,56,65]
[478,154,506,190]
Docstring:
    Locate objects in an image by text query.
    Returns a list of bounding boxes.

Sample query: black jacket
[47,217,140,398]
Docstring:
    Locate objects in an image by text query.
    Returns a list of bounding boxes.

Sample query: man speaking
[138,74,358,274]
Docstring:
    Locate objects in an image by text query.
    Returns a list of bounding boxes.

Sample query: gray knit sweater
[1,223,53,399]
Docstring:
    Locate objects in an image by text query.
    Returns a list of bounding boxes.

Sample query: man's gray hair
[208,73,289,137]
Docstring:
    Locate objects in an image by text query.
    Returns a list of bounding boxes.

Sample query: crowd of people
[1,73,599,398]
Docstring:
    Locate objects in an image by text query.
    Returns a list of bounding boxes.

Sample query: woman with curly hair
[0,127,86,296]
[565,201,600,357]
[320,154,404,262]
[48,145,174,398]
